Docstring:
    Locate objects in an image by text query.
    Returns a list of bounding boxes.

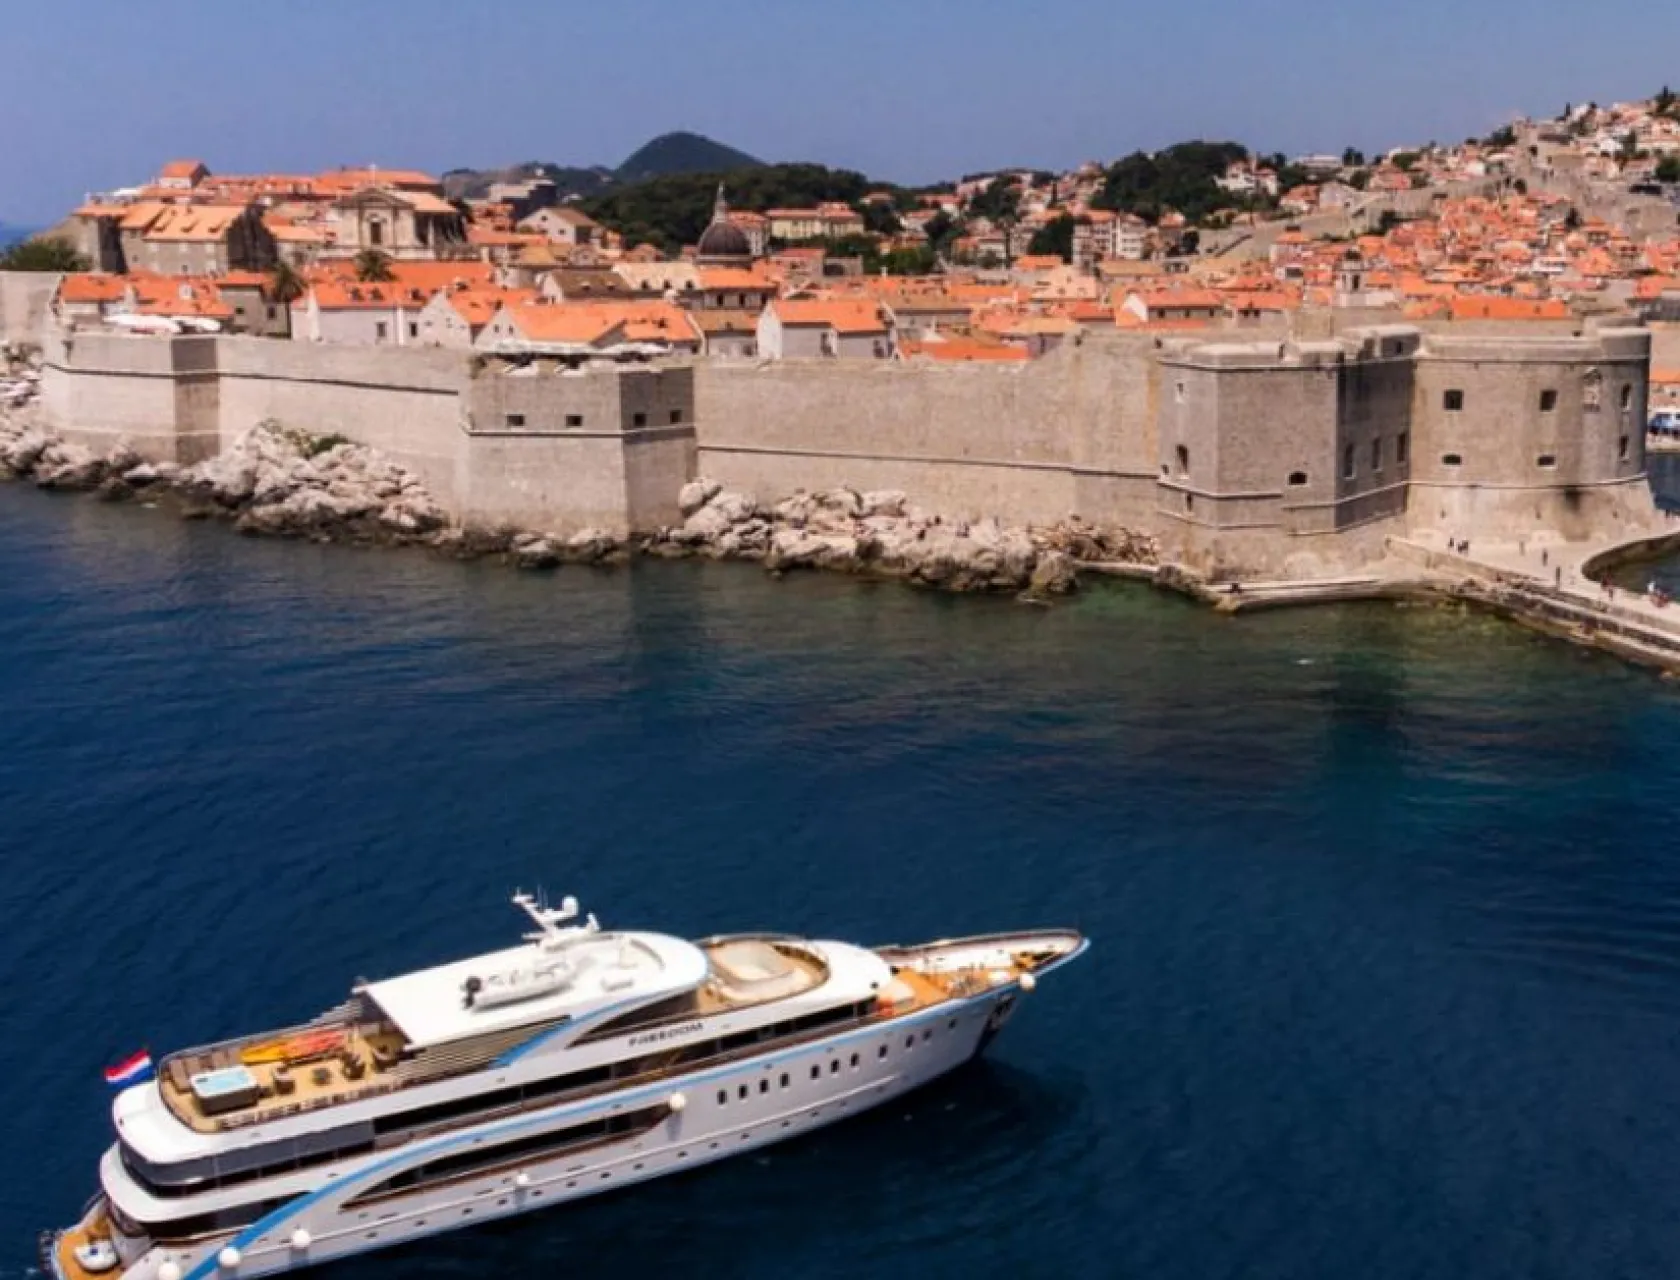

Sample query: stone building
[756,299,893,359]
[326,188,467,260]
[116,203,277,276]
[1155,320,1655,572]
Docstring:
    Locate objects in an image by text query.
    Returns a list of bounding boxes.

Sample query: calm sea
[6,479,1680,1279]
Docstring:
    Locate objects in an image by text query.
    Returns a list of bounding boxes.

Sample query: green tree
[353,249,395,282]
[0,237,89,272]
[1484,124,1517,149]
[1657,86,1677,116]
[1391,151,1421,172]
[1093,141,1248,224]
[921,211,963,257]
[968,177,1021,224]
[1342,147,1366,167]
[1656,155,1680,184]
[1027,213,1084,263]
[862,242,938,275]
[269,261,306,306]
[579,162,891,254]
[1347,169,1371,191]
[861,201,902,236]
[1376,210,1404,234]
[1563,206,1582,230]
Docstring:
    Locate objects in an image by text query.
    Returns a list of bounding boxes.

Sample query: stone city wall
[0,271,63,345]
[33,315,1666,575]
[694,332,1162,531]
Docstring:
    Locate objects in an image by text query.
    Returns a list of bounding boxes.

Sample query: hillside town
[12,93,1680,409]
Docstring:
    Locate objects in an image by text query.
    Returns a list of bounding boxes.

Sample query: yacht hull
[50,930,1085,1280]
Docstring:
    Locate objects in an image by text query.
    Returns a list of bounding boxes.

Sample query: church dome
[697,218,751,261]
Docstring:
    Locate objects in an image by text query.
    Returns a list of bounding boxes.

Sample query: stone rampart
[34,314,1666,576]
[0,271,62,345]
[694,333,1160,529]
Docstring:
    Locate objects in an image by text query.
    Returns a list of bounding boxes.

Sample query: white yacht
[45,893,1087,1279]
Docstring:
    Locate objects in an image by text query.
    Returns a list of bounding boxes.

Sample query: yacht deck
[159,1023,408,1134]
[52,1208,114,1280]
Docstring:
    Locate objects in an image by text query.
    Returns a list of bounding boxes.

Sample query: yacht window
[349,1107,666,1204]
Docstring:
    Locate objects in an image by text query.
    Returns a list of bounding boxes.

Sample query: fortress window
[1175,445,1190,475]
[1621,385,1634,412]
[1342,444,1355,480]
[565,414,583,428]
[505,414,526,428]
[1371,437,1383,471]
[1537,454,1557,469]
[669,409,682,425]
[1539,389,1558,412]
[1175,381,1186,404]
[1397,432,1409,465]
[1443,390,1465,411]
[1442,453,1463,467]
[1619,435,1630,461]
[631,412,647,428]
[1287,471,1308,487]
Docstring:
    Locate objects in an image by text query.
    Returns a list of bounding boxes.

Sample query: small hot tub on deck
[189,1064,262,1116]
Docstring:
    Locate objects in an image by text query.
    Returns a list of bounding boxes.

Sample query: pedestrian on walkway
[1555,566,1562,587]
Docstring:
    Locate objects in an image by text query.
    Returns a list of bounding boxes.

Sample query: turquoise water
[6,484,1680,1278]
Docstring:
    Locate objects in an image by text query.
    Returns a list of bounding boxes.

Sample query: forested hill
[442,132,763,204]
[615,132,763,183]
[578,164,887,254]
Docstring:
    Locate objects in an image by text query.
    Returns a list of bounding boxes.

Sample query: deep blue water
[7,484,1680,1278]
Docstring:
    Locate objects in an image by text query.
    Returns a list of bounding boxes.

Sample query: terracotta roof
[691,309,759,334]
[900,338,1029,363]
[315,167,440,192]
[58,274,129,304]
[1447,296,1570,321]
[158,160,206,181]
[696,266,773,290]
[443,286,538,328]
[140,205,250,243]
[770,298,888,334]
[496,302,625,345]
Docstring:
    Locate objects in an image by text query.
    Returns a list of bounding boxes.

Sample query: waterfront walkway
[1390,521,1680,671]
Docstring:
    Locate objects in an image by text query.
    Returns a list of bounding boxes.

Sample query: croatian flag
[104,1050,154,1089]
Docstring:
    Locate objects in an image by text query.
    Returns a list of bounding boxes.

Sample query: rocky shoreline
[0,351,1158,598]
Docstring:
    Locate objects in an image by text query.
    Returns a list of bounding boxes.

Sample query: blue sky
[4,0,1678,226]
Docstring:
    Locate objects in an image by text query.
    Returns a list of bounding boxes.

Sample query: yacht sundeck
[44,893,1087,1279]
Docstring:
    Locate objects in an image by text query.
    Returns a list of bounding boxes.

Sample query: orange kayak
[240,1028,345,1066]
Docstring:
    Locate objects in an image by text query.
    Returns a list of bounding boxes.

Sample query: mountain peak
[615,132,764,182]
